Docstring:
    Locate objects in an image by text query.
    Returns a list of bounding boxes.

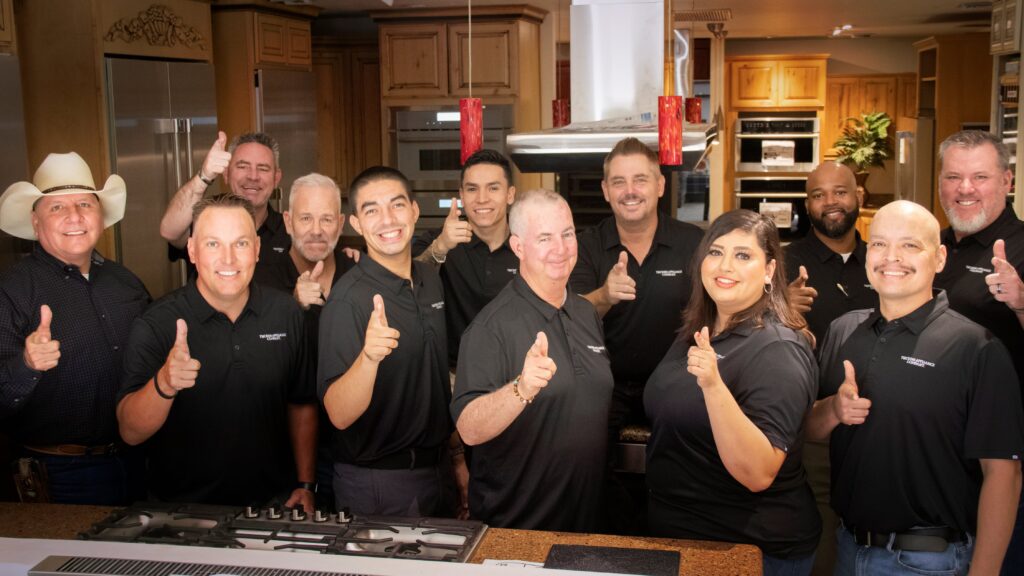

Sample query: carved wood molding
[104,4,207,50]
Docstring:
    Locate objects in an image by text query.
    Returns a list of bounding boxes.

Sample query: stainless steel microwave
[735,117,820,173]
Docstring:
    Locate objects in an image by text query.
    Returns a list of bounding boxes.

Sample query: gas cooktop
[77,502,487,563]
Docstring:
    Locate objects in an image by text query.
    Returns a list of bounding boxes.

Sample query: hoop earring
[764,282,773,295]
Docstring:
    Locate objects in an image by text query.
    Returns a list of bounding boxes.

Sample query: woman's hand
[687,326,723,390]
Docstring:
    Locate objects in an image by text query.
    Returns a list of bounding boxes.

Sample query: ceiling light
[841,24,853,30]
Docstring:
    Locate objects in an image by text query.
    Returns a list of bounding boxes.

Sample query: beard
[940,199,992,237]
[809,206,859,239]
[295,234,339,262]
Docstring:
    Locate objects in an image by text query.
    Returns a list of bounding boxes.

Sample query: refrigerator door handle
[172,118,184,190]
[180,117,194,178]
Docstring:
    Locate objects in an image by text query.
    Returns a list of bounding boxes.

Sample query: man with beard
[933,130,1024,575]
[785,161,878,576]
[254,173,356,510]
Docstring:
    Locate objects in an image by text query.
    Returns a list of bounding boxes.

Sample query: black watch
[296,481,317,493]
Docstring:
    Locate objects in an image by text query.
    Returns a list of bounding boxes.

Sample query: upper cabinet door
[778,59,827,107]
[0,0,12,49]
[448,21,517,97]
[730,60,778,108]
[380,23,448,97]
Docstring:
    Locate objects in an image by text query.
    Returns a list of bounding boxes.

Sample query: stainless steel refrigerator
[105,57,218,299]
[256,68,317,211]
[0,52,32,271]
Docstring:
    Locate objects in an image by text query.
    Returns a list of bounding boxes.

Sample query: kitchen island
[0,502,761,575]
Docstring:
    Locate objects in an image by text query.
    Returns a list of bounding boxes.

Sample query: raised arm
[160,132,231,248]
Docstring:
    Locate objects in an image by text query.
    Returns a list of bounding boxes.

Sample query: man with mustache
[786,161,878,343]
[807,200,1023,576]
[933,130,1024,574]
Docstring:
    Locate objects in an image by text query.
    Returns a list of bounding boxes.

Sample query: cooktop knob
[290,507,307,521]
[244,506,260,519]
[337,507,352,524]
[267,505,283,520]
[313,509,329,523]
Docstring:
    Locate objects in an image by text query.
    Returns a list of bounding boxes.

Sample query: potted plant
[832,111,894,205]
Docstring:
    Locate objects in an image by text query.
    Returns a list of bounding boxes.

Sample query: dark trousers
[604,380,649,535]
[333,461,443,517]
[16,449,144,506]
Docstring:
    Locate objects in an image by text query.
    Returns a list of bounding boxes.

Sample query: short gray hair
[508,189,566,237]
[289,172,341,211]
[229,132,281,167]
[938,130,1011,173]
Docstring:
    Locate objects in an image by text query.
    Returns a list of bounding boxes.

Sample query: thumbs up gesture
[362,295,400,363]
[985,239,1024,312]
[158,319,201,396]
[435,197,473,254]
[518,331,557,400]
[294,260,326,310]
[23,305,60,371]
[199,131,231,184]
[686,327,722,390]
[603,250,637,306]
[831,360,871,425]
[787,265,818,314]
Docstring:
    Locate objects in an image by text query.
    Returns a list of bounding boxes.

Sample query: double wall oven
[393,106,513,232]
[734,114,820,240]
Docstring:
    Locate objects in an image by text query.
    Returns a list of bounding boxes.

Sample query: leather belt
[846,524,966,553]
[24,443,119,457]
[359,446,442,470]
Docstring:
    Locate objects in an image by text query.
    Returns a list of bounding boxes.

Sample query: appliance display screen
[418,149,462,172]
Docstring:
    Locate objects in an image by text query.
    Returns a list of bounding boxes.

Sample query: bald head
[866,200,946,319]
[805,162,862,240]
[807,162,857,192]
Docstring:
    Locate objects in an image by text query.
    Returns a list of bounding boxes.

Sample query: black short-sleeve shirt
[117,283,313,505]
[169,207,292,279]
[784,231,878,343]
[818,291,1024,534]
[317,257,451,464]
[570,214,703,385]
[935,206,1024,388]
[644,317,821,558]
[413,229,519,368]
[451,275,614,532]
[0,245,150,445]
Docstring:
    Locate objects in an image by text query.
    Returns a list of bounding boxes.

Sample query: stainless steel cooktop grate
[30,555,367,576]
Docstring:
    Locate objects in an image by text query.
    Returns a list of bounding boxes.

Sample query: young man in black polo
[807,200,1023,576]
[117,194,316,511]
[319,166,462,517]
[412,149,519,370]
[452,189,614,532]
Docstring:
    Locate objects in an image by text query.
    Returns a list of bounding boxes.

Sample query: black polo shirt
[784,231,877,343]
[819,292,1024,534]
[569,214,703,385]
[169,206,292,278]
[0,245,150,445]
[413,229,519,368]
[451,275,613,532]
[118,283,313,505]
[936,206,1024,389]
[644,317,820,558]
[318,257,450,465]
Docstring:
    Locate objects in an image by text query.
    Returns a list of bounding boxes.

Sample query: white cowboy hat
[0,152,126,240]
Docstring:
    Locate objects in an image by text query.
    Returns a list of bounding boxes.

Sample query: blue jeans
[834,524,974,576]
[763,551,816,576]
[21,452,143,505]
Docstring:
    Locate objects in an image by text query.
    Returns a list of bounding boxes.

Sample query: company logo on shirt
[586,345,606,354]
[507,268,519,275]
[965,265,992,275]
[901,355,935,368]
[273,246,286,253]
[259,332,288,342]
[431,301,445,310]
[656,269,684,277]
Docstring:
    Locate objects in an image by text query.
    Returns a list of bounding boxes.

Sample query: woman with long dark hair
[645,209,821,575]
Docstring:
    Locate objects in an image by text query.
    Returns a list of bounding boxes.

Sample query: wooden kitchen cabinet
[729,55,827,109]
[448,21,517,96]
[992,0,1021,55]
[0,0,14,50]
[379,23,448,97]
[255,12,311,67]
[823,75,911,156]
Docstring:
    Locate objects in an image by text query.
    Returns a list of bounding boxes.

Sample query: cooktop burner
[78,502,487,562]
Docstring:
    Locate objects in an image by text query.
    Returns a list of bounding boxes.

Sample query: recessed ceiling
[316,0,991,39]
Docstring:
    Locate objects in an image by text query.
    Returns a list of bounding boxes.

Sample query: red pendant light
[658,0,682,165]
[460,0,483,164]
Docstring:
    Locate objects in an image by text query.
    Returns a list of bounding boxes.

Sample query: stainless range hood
[507,0,718,173]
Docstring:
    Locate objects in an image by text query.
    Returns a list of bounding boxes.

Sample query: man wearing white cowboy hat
[0,152,150,505]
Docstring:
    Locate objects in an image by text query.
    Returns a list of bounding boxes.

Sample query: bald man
[786,162,878,343]
[807,201,1024,575]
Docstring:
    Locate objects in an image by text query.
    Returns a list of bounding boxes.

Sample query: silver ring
[997,284,1005,295]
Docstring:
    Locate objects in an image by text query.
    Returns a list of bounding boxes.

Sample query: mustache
[872,265,916,274]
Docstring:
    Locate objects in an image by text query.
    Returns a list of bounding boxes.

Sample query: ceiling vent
[676,8,733,22]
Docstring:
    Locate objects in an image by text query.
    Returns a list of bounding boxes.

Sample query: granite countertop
[0,502,762,575]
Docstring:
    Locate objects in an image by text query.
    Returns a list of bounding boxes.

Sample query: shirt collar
[801,230,867,264]
[867,290,947,335]
[599,213,677,251]
[357,255,420,296]
[941,205,1019,250]
[260,206,285,235]
[184,281,260,323]
[32,243,106,277]
[512,274,571,320]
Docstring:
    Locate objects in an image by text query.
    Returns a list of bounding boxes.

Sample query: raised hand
[23,305,60,371]
[604,251,637,305]
[518,332,557,400]
[294,260,326,310]
[787,265,818,314]
[687,327,721,389]
[160,319,201,395]
[362,295,400,363]
[436,198,473,253]
[199,131,231,183]
[831,360,871,425]
[986,239,1024,312]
